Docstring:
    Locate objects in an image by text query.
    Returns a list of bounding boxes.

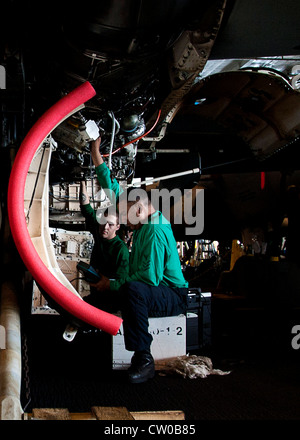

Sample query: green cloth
[95,162,121,204]
[81,203,129,291]
[81,201,98,223]
[110,211,188,290]
[92,234,129,288]
[94,162,188,290]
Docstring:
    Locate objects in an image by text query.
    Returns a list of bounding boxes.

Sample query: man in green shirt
[90,137,188,384]
[80,181,129,311]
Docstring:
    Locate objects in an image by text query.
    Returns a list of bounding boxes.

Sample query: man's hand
[90,274,110,292]
[90,136,103,167]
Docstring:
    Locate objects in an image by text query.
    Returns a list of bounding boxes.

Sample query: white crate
[112,314,186,370]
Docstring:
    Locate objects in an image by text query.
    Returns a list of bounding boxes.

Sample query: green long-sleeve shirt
[81,203,129,291]
[95,162,121,204]
[94,162,188,290]
[111,211,188,290]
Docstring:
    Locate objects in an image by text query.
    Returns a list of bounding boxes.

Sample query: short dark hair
[126,185,151,206]
[103,207,119,224]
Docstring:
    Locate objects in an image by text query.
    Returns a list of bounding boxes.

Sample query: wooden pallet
[24,407,185,420]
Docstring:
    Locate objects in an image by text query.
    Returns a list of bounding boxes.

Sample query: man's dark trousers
[120,281,188,352]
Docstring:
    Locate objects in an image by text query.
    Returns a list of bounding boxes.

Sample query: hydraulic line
[108,110,116,170]
[103,109,161,157]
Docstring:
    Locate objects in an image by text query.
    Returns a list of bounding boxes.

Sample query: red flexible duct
[261,171,265,190]
[7,82,122,335]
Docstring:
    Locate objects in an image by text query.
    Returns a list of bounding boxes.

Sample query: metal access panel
[31,228,93,314]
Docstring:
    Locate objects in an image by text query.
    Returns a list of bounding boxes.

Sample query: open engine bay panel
[31,228,94,315]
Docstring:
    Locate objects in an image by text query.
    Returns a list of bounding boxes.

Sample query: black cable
[26,143,47,223]
[200,156,250,173]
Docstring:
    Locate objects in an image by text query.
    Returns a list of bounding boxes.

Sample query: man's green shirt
[94,162,188,290]
[96,162,188,290]
[95,162,121,203]
[81,203,129,291]
[113,211,188,289]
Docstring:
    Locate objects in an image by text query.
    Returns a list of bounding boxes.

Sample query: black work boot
[127,350,155,384]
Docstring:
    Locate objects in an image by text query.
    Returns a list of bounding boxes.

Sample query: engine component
[51,109,146,184]
[52,116,99,152]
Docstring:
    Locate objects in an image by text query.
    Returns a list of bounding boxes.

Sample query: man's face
[99,214,120,240]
